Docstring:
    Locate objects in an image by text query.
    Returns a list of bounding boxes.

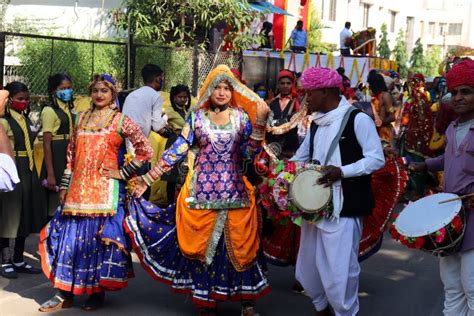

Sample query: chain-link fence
[0,32,242,99]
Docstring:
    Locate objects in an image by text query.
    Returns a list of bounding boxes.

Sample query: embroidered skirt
[125,198,270,308]
[39,197,133,295]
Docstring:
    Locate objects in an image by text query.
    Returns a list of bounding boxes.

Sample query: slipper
[82,292,105,312]
[0,263,18,279]
[38,294,73,312]
[12,261,42,274]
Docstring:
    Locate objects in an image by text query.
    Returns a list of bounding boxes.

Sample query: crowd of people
[0,56,472,316]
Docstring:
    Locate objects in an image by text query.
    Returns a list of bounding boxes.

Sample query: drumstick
[438,193,474,204]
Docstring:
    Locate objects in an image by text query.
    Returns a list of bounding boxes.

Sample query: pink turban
[300,67,342,90]
[445,59,474,92]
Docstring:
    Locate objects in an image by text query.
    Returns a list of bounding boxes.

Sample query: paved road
[0,233,444,316]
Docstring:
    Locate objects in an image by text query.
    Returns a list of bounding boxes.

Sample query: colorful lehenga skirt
[125,198,270,308]
[39,190,133,295]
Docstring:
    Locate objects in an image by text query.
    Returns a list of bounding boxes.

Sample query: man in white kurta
[292,67,384,316]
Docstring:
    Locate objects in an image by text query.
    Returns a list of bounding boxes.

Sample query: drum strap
[309,107,357,165]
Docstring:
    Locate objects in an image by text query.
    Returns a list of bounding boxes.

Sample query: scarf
[311,97,352,222]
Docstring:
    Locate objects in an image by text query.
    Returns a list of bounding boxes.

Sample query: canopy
[249,1,293,16]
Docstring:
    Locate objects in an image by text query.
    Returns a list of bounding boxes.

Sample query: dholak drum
[289,165,332,214]
[393,193,465,256]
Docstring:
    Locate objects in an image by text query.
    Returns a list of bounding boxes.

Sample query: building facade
[311,0,474,55]
[3,0,121,38]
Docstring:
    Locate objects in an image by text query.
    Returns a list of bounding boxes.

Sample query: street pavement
[0,232,444,316]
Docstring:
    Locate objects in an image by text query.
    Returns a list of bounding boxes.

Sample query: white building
[312,0,474,56]
[3,0,121,38]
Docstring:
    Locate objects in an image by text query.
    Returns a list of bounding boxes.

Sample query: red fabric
[359,158,409,257]
[273,0,286,49]
[445,59,474,91]
[412,73,425,83]
[230,68,247,84]
[436,100,458,134]
[262,221,300,266]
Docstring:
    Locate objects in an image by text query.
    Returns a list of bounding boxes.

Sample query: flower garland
[259,160,333,225]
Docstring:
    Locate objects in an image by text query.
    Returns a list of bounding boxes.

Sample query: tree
[377,23,390,59]
[393,29,408,77]
[307,8,335,54]
[114,0,262,51]
[424,45,443,77]
[410,38,425,74]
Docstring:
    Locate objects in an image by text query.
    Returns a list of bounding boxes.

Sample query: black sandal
[38,294,74,312]
[82,292,105,311]
[12,261,41,274]
[0,263,18,279]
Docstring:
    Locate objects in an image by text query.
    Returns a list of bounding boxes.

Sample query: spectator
[340,22,352,56]
[260,21,274,49]
[290,21,307,53]
[254,82,268,100]
[122,64,167,139]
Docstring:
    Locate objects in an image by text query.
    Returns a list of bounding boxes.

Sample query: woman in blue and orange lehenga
[128,65,270,316]
[38,74,153,312]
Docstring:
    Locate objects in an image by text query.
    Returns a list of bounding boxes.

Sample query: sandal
[292,281,305,294]
[12,261,42,274]
[0,263,18,279]
[38,294,74,312]
[82,292,105,311]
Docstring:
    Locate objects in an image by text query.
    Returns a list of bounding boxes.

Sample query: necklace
[203,109,239,156]
[92,107,113,118]
[210,104,228,114]
[81,108,116,132]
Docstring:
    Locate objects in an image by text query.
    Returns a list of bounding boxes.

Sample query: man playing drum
[410,59,474,316]
[291,67,384,316]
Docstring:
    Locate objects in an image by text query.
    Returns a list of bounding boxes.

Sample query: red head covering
[445,59,474,92]
[230,68,247,85]
[277,69,299,110]
[412,73,425,83]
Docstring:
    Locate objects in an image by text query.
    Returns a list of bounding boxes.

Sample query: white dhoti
[296,217,362,316]
[440,249,474,316]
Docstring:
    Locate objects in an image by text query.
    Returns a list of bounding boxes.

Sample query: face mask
[10,100,29,112]
[256,90,266,99]
[56,89,73,102]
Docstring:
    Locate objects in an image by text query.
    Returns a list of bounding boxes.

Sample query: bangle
[256,118,267,126]
[141,174,154,186]
[119,159,142,180]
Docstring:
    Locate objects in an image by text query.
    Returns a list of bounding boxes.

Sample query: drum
[392,193,465,256]
[261,161,333,224]
[289,165,332,214]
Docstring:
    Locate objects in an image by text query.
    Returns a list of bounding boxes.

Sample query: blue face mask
[56,89,73,102]
[256,90,267,99]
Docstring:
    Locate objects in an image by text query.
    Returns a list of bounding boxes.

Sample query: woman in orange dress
[127,65,270,316]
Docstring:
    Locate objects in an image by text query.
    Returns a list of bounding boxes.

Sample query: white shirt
[340,28,352,49]
[0,153,20,192]
[292,99,384,231]
[122,86,166,138]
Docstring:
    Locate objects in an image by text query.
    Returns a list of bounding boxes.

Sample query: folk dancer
[38,75,153,312]
[126,65,271,316]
